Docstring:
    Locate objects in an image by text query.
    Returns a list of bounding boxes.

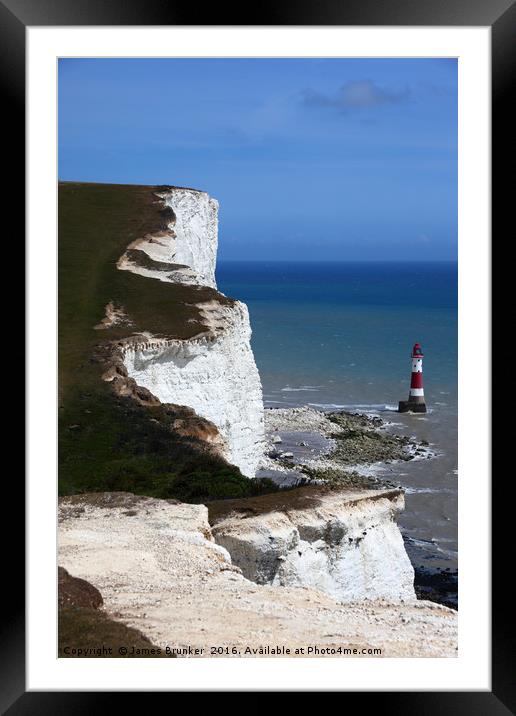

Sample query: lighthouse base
[398,400,427,414]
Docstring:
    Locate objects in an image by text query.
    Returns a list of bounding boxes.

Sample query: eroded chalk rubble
[59,491,457,657]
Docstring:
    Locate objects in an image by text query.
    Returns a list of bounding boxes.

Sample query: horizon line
[216,258,458,264]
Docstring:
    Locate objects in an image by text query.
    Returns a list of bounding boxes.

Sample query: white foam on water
[404,536,456,558]
[281,386,323,392]
[346,462,390,478]
[307,402,398,412]
[307,402,349,409]
[403,486,444,495]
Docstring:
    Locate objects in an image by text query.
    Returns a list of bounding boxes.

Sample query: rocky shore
[260,406,433,490]
[414,565,458,610]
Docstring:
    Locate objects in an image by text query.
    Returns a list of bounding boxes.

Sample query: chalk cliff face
[163,189,218,288]
[117,187,265,477]
[212,488,415,602]
[117,188,218,287]
[122,301,265,477]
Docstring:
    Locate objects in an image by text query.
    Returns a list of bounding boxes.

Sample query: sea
[216,261,458,578]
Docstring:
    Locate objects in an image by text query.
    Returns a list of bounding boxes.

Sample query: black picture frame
[5,0,513,709]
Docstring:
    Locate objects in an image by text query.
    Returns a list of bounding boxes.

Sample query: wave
[281,386,323,392]
[403,486,452,495]
[404,536,458,559]
[307,402,398,412]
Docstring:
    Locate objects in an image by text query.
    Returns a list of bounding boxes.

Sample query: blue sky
[59,58,457,261]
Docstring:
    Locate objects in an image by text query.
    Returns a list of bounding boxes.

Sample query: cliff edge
[59,492,457,657]
[210,486,415,602]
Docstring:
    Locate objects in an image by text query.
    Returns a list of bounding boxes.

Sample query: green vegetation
[59,384,276,500]
[58,182,277,501]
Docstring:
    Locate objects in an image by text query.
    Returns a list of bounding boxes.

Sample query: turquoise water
[217,261,458,571]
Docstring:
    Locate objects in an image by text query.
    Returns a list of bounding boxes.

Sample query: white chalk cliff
[212,488,415,602]
[118,188,218,287]
[163,189,218,288]
[117,187,265,477]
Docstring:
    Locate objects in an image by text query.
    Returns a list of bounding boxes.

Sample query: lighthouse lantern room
[398,342,427,413]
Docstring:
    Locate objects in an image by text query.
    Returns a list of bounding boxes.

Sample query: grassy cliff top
[58,182,274,501]
[207,484,403,524]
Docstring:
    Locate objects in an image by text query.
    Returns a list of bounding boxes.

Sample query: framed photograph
[6,0,513,707]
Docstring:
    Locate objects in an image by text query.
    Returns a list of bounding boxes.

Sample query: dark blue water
[217,261,457,407]
[217,261,458,571]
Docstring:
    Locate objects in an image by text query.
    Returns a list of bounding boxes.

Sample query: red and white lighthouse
[398,343,427,413]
